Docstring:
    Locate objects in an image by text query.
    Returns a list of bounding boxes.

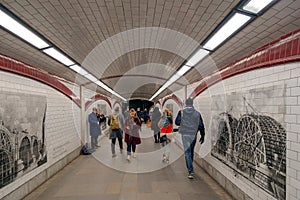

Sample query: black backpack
[80,143,91,155]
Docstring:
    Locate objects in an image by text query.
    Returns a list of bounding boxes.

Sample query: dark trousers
[126,143,136,155]
[154,131,160,142]
[111,137,123,154]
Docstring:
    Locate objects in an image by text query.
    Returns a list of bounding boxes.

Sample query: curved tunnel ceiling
[0,0,299,100]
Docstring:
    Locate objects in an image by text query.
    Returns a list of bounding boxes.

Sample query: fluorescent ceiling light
[69,65,89,75]
[95,81,126,101]
[0,10,49,49]
[149,74,181,101]
[203,13,251,51]
[176,65,191,76]
[186,49,209,67]
[243,0,274,14]
[149,64,190,101]
[149,88,164,101]
[95,80,112,92]
[43,47,74,66]
[84,73,98,82]
[167,74,180,85]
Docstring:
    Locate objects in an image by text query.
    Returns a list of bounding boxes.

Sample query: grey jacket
[175,106,205,138]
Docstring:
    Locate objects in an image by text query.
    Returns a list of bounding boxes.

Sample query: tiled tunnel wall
[164,28,300,200]
[192,61,299,200]
[0,27,299,200]
[0,68,82,199]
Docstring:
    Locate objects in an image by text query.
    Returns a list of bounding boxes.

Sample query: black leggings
[154,131,160,142]
[111,137,123,154]
[112,137,123,149]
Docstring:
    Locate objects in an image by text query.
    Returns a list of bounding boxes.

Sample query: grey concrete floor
[23,125,233,200]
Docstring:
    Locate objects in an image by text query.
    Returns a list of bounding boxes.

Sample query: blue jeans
[182,134,197,174]
[126,143,136,155]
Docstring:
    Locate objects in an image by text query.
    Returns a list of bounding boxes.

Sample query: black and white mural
[211,86,286,200]
[0,92,47,188]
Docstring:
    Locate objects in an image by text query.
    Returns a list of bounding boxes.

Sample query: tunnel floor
[23,124,233,200]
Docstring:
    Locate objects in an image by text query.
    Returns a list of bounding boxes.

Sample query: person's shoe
[126,155,131,162]
[120,149,123,154]
[89,148,95,153]
[187,173,194,179]
[132,152,137,158]
[112,153,117,158]
[165,155,169,163]
[95,144,101,148]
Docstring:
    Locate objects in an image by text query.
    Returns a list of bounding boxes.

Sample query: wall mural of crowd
[0,92,47,188]
[211,85,286,200]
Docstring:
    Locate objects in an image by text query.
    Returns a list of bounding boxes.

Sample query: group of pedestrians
[88,106,142,162]
[88,98,205,179]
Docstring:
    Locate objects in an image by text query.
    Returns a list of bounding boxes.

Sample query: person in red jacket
[158,108,173,163]
[124,108,141,162]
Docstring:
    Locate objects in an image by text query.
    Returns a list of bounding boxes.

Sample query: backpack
[110,114,120,130]
[80,143,91,155]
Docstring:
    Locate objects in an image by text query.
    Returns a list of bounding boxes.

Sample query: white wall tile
[291,87,300,96]
[190,62,300,200]
[0,71,81,198]
[291,68,300,78]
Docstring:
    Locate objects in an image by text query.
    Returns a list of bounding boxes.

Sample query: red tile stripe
[190,28,300,99]
[162,94,184,109]
[0,55,81,107]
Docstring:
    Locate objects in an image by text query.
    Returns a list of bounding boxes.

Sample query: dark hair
[185,98,193,106]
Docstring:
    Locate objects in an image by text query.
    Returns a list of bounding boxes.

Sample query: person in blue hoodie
[175,98,205,179]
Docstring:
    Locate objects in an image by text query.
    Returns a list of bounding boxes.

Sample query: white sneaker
[132,153,137,158]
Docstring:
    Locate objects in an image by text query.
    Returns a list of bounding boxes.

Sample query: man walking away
[175,98,205,179]
[108,107,124,157]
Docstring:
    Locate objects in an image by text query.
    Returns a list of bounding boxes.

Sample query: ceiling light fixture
[149,0,278,102]
[43,47,74,66]
[149,73,181,101]
[185,49,209,67]
[95,81,126,101]
[0,9,49,49]
[0,4,127,101]
[176,65,191,76]
[69,65,89,75]
[202,12,252,51]
[83,73,98,82]
[242,0,276,14]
